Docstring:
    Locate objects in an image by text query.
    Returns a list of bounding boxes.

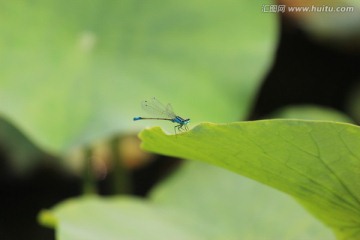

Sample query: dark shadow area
[0,150,81,240]
[247,15,360,121]
[97,156,181,197]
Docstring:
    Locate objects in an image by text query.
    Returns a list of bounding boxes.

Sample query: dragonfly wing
[165,103,177,118]
[141,97,176,118]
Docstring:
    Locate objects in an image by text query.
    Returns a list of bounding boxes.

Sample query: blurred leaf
[150,161,334,239]
[40,162,334,239]
[270,105,354,123]
[39,196,206,240]
[0,116,48,175]
[0,0,277,155]
[139,120,360,239]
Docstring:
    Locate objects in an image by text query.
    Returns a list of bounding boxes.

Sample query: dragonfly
[133,97,190,134]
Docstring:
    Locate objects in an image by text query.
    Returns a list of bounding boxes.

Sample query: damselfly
[133,97,190,134]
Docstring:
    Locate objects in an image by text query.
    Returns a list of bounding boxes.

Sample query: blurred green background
[0,0,359,239]
[0,0,275,155]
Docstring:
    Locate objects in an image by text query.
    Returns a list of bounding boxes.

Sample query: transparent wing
[164,103,176,117]
[141,97,177,118]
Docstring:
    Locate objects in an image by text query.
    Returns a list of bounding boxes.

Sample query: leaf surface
[140,120,360,239]
[40,162,334,239]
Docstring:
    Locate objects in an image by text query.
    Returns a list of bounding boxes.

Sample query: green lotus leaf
[139,120,360,239]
